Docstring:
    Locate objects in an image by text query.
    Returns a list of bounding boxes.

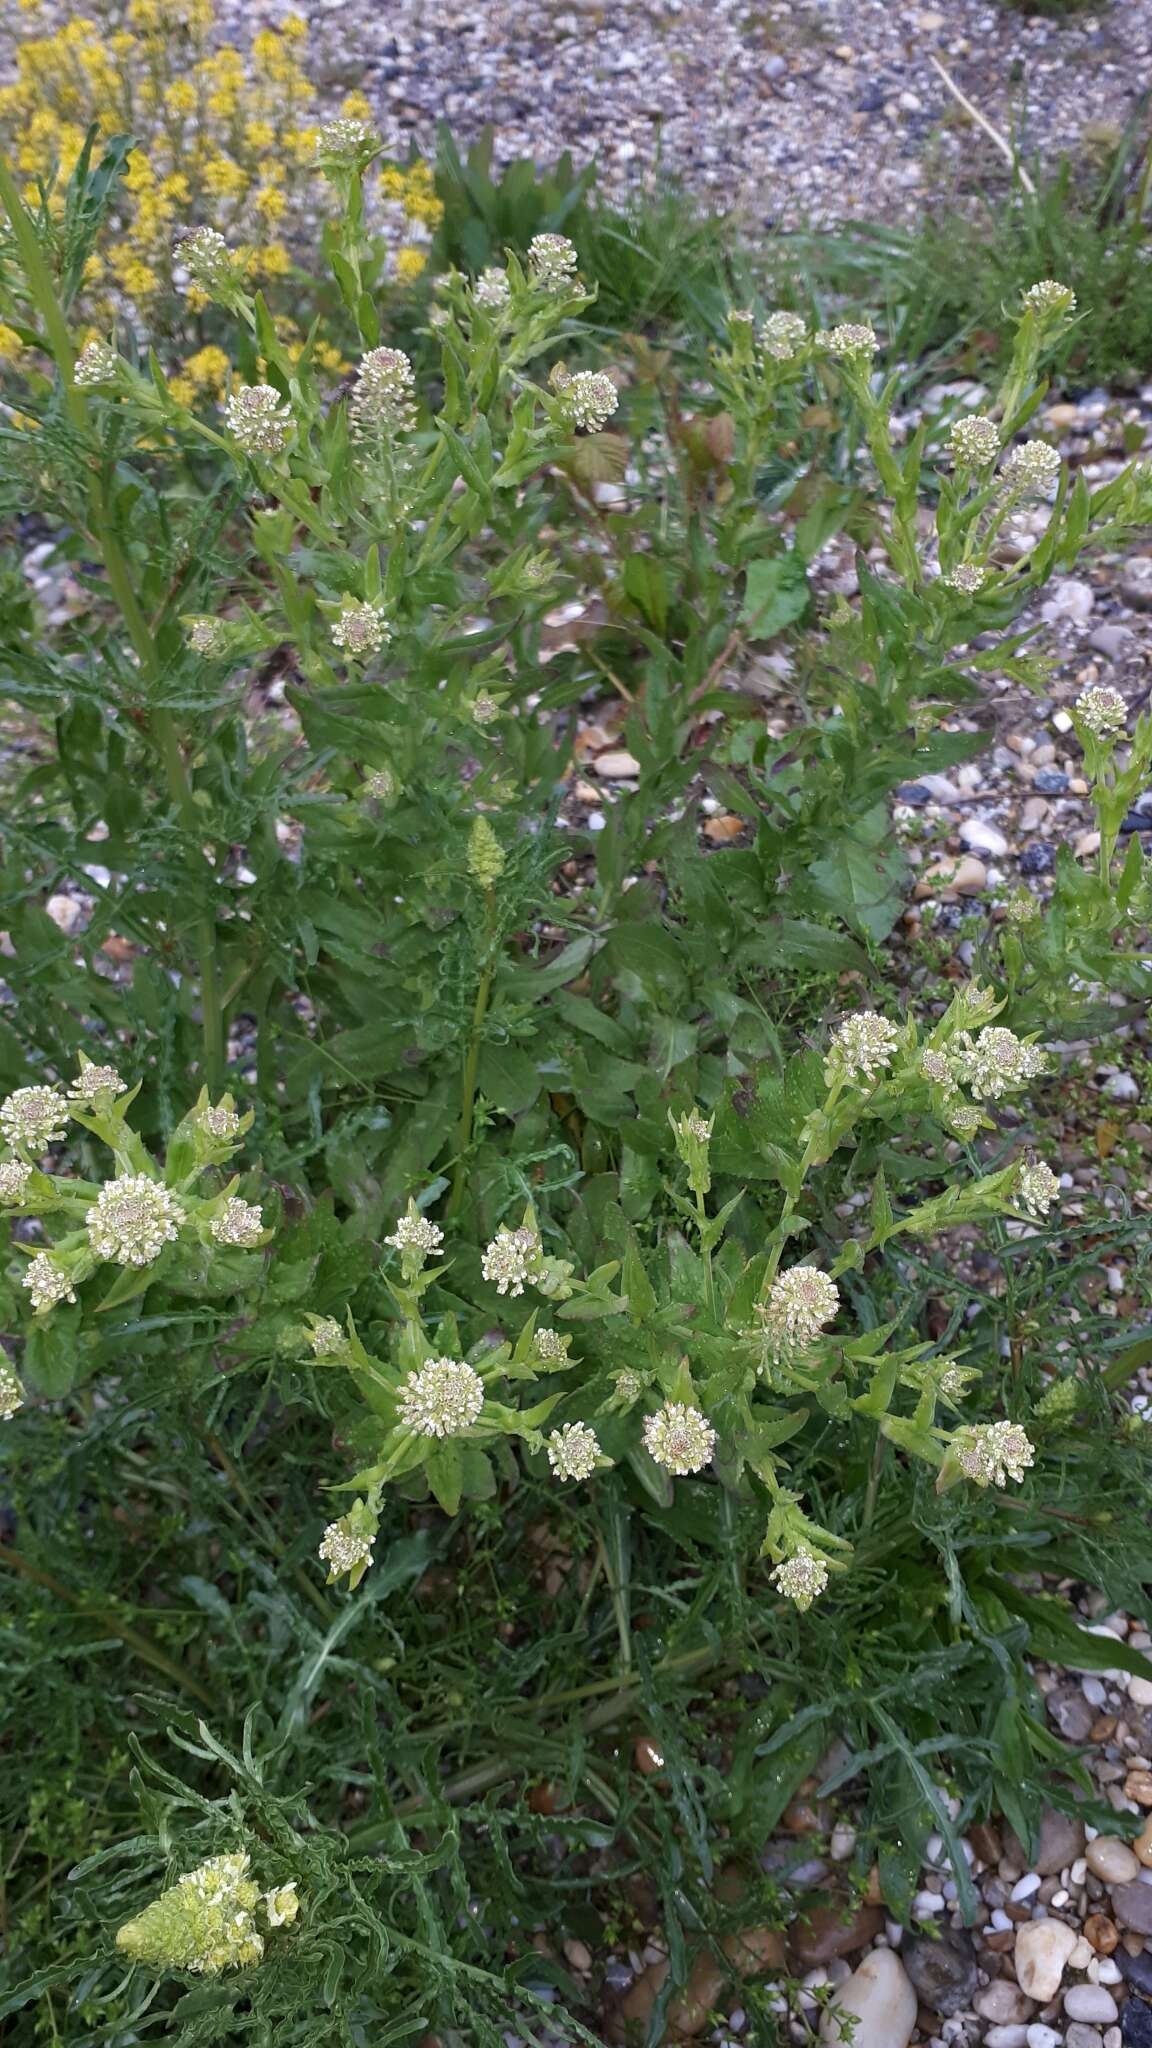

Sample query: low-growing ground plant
[1,112,1152,2048]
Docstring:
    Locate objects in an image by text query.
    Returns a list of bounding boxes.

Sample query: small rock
[1067,2029,1105,2048]
[1132,1815,1152,1868]
[917,853,987,895]
[1102,1073,1141,1104]
[1007,1810,1087,1878]
[1042,578,1095,630]
[902,1928,978,2015]
[45,892,83,934]
[1086,1915,1120,1956]
[1016,1917,1080,2002]
[986,2029,1030,2048]
[820,1946,917,2048]
[1066,1987,1120,2025]
[1122,1998,1152,2048]
[1130,1677,1152,1707]
[1033,770,1070,795]
[960,817,1010,857]
[1020,842,1056,875]
[1089,624,1135,661]
[1087,1839,1141,1885]
[1117,1951,1152,1998]
[1112,1883,1152,1936]
[1047,1688,1097,1742]
[790,1902,885,1967]
[593,749,642,779]
[976,1980,1036,2025]
[1119,556,1152,610]
[1028,2028,1063,2048]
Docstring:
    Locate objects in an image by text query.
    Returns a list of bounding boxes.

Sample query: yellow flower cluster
[0,0,442,339]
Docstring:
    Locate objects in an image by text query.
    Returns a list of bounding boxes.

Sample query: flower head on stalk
[0,1085,68,1155]
[950,1025,1047,1100]
[74,339,120,387]
[482,1224,543,1298]
[1022,279,1076,318]
[115,1852,266,1974]
[224,383,292,457]
[642,1402,716,1475]
[760,1266,839,1362]
[947,415,1000,468]
[560,369,619,433]
[527,233,579,293]
[210,1196,265,1248]
[350,347,416,438]
[954,1419,1035,1489]
[69,1057,126,1107]
[0,1359,24,1420]
[331,600,390,657]
[318,1499,378,1586]
[1075,683,1127,741]
[771,1546,829,1611]
[384,1203,444,1276]
[825,1012,900,1085]
[473,265,511,310]
[87,1174,182,1266]
[546,1421,605,1481]
[760,310,807,361]
[0,1160,33,1204]
[1016,1159,1060,1220]
[1000,440,1061,496]
[397,1357,484,1437]
[22,1252,77,1312]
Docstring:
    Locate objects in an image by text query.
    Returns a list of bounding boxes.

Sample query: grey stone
[1046,1688,1096,1743]
[1005,1804,1087,1874]
[1113,1882,1152,1935]
[902,1928,979,2015]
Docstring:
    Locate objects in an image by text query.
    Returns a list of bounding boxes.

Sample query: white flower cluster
[315,116,379,161]
[363,766,397,801]
[950,1026,1047,1100]
[69,1058,126,1105]
[187,617,227,656]
[546,1421,602,1481]
[0,1359,24,1420]
[385,1212,443,1260]
[350,347,417,438]
[224,383,292,457]
[178,225,233,291]
[920,1047,957,1093]
[473,265,511,309]
[1022,279,1076,317]
[87,1173,182,1266]
[760,310,807,361]
[210,1196,265,1247]
[1000,440,1061,495]
[1016,1159,1060,1219]
[74,339,120,387]
[760,1265,840,1361]
[948,415,1000,467]
[943,564,986,595]
[642,1401,716,1475]
[481,1225,542,1298]
[527,233,579,293]
[319,1515,375,1578]
[307,1316,345,1358]
[0,1085,68,1153]
[331,601,390,657]
[535,1327,570,1363]
[397,1357,484,1437]
[0,1160,33,1203]
[771,1546,829,1611]
[818,322,877,360]
[197,1101,243,1142]
[116,1851,267,1975]
[956,1419,1035,1489]
[562,370,619,433]
[827,1011,900,1084]
[1075,684,1127,740]
[22,1252,76,1312]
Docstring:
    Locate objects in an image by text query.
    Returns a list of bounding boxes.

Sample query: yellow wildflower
[0,325,25,362]
[394,246,428,285]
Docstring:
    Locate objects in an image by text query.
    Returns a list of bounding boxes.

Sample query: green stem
[447,894,497,1216]
[0,156,225,1094]
[695,1186,717,1321]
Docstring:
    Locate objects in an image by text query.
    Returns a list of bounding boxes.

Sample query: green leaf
[739,553,810,638]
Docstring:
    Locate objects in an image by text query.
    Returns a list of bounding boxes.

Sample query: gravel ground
[290,0,1152,225]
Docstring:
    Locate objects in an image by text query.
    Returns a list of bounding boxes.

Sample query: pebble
[986,2029,1030,2048]
[1049,1689,1098,1742]
[1103,1073,1141,1103]
[1129,1679,1152,1707]
[1066,1987,1121,2025]
[791,1902,885,1967]
[820,1946,917,2048]
[916,853,987,895]
[592,749,642,779]
[1089,624,1136,660]
[1122,1999,1152,2048]
[1112,1883,1152,1935]
[1088,1839,1141,1884]
[960,817,1010,857]
[1042,577,1095,629]
[1067,2029,1106,2048]
[1028,2028,1064,2048]
[976,1981,1036,2025]
[1016,1917,1080,2001]
[1133,1817,1152,1867]
[1011,1874,1044,1903]
[1020,842,1057,875]
[902,1928,978,2016]
[1119,558,1152,610]
[1118,1952,1152,1998]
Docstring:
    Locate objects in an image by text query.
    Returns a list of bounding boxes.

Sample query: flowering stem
[0,160,225,1095]
[695,1186,717,1321]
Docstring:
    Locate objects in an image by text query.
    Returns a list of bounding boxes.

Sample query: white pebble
[1027,2027,1062,2048]
[1064,1987,1119,2024]
[1129,1676,1152,1706]
[1011,1873,1043,1902]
